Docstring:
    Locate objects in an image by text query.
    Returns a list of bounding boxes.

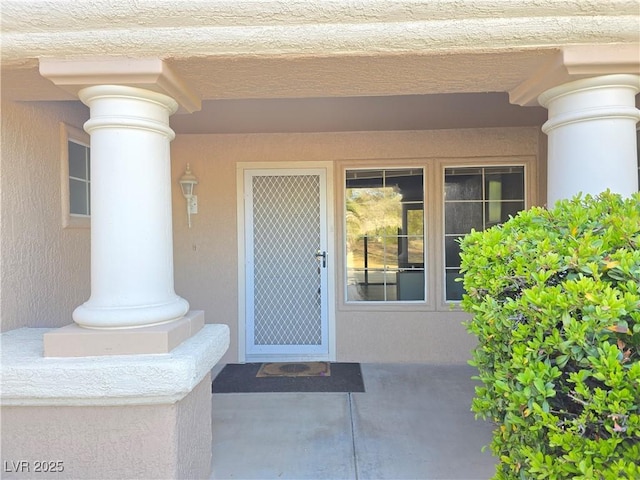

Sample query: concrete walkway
[210,364,497,480]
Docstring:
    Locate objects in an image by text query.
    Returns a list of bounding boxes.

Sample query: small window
[68,140,90,215]
[444,166,525,301]
[345,168,425,302]
[61,124,90,228]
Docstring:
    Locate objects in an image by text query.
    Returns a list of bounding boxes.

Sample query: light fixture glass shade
[179,164,198,228]
[179,163,198,198]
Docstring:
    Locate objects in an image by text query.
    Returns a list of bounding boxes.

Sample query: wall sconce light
[179,163,198,228]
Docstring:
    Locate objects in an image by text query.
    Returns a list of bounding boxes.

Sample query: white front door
[244,168,329,361]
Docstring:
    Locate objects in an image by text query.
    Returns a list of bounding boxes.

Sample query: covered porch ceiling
[168,93,548,134]
[1,50,555,134]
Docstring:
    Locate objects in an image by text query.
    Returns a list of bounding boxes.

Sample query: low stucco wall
[1,323,230,479]
[1,374,212,480]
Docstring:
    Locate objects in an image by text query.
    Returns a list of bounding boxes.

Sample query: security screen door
[244,169,329,359]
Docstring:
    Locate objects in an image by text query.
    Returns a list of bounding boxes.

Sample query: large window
[444,166,525,301]
[345,169,424,302]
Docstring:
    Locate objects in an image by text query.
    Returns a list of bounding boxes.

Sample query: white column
[539,74,640,206]
[73,85,189,328]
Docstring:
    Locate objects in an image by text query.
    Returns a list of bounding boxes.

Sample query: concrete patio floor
[210,363,497,480]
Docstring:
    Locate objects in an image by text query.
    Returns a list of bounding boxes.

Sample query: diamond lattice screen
[252,175,322,345]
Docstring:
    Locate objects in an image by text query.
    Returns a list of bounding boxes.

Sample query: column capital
[539,74,640,134]
[540,73,640,206]
[39,57,201,113]
[509,44,640,107]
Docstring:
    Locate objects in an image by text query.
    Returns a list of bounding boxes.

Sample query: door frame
[236,161,336,363]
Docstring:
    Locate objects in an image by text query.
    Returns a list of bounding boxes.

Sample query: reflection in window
[444,166,525,301]
[346,169,424,302]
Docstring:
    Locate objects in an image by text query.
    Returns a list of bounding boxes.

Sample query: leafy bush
[460,191,640,479]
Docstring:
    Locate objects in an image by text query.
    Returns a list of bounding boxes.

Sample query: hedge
[460,191,640,479]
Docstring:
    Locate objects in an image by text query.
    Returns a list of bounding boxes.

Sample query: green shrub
[460,191,640,479]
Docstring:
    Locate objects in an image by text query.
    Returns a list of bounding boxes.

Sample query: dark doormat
[212,362,365,393]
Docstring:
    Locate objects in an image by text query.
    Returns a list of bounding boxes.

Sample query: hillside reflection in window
[444,166,525,301]
[346,169,424,302]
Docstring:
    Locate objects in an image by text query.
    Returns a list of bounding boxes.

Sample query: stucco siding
[0,100,90,332]
[0,113,541,361]
[171,127,542,364]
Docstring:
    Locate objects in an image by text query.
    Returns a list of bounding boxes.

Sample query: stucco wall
[1,373,212,479]
[0,99,90,332]
[0,108,542,364]
[171,127,543,364]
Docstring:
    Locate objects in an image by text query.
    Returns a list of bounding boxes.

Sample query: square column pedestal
[0,312,229,480]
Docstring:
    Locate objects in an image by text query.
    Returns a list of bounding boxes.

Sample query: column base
[44,310,204,357]
[73,295,190,329]
[1,322,230,479]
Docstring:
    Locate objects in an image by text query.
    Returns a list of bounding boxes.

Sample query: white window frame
[342,164,429,307]
[338,156,536,314]
[61,123,90,229]
[441,162,528,306]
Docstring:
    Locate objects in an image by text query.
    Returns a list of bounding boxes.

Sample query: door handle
[315,250,327,268]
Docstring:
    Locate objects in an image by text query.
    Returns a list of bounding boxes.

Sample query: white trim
[60,122,91,229]
[440,162,530,307]
[236,162,336,363]
[343,166,427,305]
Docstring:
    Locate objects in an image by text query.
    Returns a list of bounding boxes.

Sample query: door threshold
[244,354,331,363]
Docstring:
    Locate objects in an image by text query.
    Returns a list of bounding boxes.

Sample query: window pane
[69,178,88,215]
[407,237,424,265]
[346,170,384,188]
[382,188,403,230]
[346,168,424,302]
[485,200,524,228]
[364,236,384,269]
[445,270,465,301]
[485,170,524,200]
[444,171,482,200]
[397,270,424,300]
[386,169,423,201]
[445,236,462,268]
[444,202,483,234]
[383,236,399,269]
[346,235,364,269]
[68,141,87,179]
[406,208,423,235]
[444,166,525,302]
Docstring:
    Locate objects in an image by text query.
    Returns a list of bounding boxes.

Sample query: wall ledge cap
[0,322,229,406]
